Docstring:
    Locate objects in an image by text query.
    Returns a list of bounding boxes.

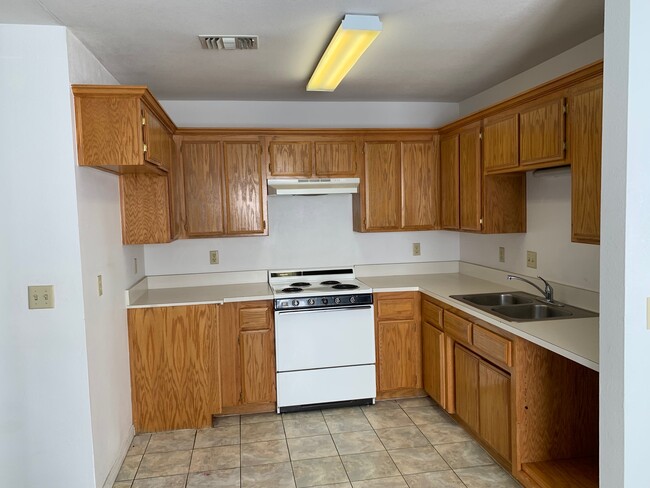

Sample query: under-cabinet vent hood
[268,178,360,196]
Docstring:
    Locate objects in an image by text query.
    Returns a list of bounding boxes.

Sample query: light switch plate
[412,243,421,256]
[28,285,55,309]
[210,250,219,265]
[499,247,505,263]
[527,251,537,269]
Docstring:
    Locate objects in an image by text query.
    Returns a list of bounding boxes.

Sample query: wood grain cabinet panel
[315,141,358,176]
[182,143,225,237]
[422,320,445,407]
[401,141,438,229]
[143,106,173,171]
[459,123,482,231]
[454,345,480,433]
[569,79,603,244]
[269,140,313,177]
[127,305,220,433]
[473,324,512,367]
[119,174,171,244]
[519,96,566,166]
[479,361,511,462]
[363,142,401,230]
[444,311,472,345]
[241,329,276,405]
[483,112,519,173]
[440,134,460,230]
[422,298,443,330]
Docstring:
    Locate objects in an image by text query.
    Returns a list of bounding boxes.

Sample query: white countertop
[359,273,599,372]
[127,282,273,308]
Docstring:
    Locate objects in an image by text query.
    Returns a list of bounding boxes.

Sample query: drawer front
[422,298,443,330]
[377,297,416,320]
[240,307,270,331]
[444,311,472,345]
[472,325,512,367]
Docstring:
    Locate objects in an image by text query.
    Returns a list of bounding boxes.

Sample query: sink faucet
[507,274,555,303]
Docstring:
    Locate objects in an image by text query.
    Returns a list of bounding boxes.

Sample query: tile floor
[114,397,522,488]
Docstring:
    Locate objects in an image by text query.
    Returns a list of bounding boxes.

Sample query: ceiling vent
[198,35,258,50]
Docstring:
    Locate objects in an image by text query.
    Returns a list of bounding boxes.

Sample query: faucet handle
[536,276,554,301]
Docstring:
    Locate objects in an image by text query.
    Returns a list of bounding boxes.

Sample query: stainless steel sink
[450,291,598,322]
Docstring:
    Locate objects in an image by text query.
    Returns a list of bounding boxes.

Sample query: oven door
[275,305,375,372]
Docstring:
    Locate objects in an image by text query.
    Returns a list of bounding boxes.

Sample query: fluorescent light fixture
[307,14,382,92]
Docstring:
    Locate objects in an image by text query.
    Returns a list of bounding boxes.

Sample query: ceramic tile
[417,422,471,445]
[322,406,363,418]
[402,407,451,426]
[131,475,187,488]
[434,441,493,469]
[113,482,133,488]
[213,415,240,427]
[332,430,385,455]
[363,409,414,430]
[403,470,466,488]
[240,420,285,443]
[287,435,338,461]
[374,426,429,450]
[454,465,522,487]
[116,455,142,481]
[284,417,330,438]
[282,410,324,422]
[387,446,448,475]
[186,468,241,488]
[341,451,401,482]
[241,462,295,488]
[362,401,400,411]
[292,456,349,487]
[395,397,435,408]
[190,445,241,472]
[195,425,241,448]
[136,451,192,479]
[352,476,408,487]
[128,434,151,456]
[325,414,373,434]
[146,430,196,453]
[315,484,352,488]
[240,412,281,424]
[241,439,290,466]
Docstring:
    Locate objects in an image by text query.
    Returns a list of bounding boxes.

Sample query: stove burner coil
[320,280,341,285]
[282,287,303,293]
[291,282,311,287]
[332,284,359,290]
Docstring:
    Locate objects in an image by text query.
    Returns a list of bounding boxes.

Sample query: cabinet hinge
[141,116,146,126]
[563,141,567,151]
[479,131,483,140]
[263,220,267,230]
[479,218,484,225]
[143,144,148,153]
[563,103,568,114]
[268,162,272,173]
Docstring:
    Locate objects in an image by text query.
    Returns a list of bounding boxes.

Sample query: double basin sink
[450,291,598,322]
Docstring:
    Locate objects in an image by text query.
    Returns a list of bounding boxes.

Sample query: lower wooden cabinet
[422,297,445,407]
[127,304,220,432]
[375,292,422,398]
[219,300,276,413]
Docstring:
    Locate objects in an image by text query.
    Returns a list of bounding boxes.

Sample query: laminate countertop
[358,273,599,372]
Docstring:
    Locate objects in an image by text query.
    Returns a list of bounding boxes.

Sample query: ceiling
[3,0,603,101]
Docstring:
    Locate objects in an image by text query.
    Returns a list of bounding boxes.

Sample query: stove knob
[349,296,356,303]
[292,299,300,307]
[322,298,329,305]
[334,297,341,304]
[307,298,315,305]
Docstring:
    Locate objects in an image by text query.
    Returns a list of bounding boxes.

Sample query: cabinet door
[569,80,602,244]
[182,142,225,236]
[422,321,445,407]
[519,96,566,166]
[401,141,438,229]
[454,345,480,433]
[240,329,276,405]
[364,142,401,230]
[479,361,511,462]
[483,113,519,173]
[269,140,313,177]
[440,134,460,230]
[315,141,358,176]
[143,106,173,171]
[169,137,185,239]
[377,320,421,393]
[459,124,482,231]
[223,141,266,235]
[119,174,171,244]
[128,305,219,432]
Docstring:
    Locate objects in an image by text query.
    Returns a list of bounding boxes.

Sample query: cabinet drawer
[240,307,270,331]
[473,325,512,367]
[376,297,416,320]
[422,298,443,330]
[444,311,472,344]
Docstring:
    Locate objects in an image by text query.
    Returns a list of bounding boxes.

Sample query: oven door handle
[277,305,372,315]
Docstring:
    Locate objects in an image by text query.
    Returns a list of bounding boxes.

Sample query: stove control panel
[275,293,373,311]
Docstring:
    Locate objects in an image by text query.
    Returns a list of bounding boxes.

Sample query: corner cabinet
[354,134,439,232]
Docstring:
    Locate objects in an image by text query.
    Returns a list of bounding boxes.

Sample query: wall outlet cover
[412,243,421,256]
[499,247,505,263]
[210,250,219,265]
[527,250,538,269]
[28,285,55,309]
[97,275,103,296]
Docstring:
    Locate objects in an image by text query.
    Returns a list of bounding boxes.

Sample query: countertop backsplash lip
[354,261,460,277]
[146,269,268,289]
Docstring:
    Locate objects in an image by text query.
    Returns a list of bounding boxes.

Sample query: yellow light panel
[307,16,382,92]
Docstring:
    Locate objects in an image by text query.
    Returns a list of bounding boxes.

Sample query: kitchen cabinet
[267,136,358,177]
[219,300,276,414]
[459,123,483,231]
[454,345,480,433]
[127,304,220,433]
[421,296,445,407]
[354,135,439,232]
[482,112,519,173]
[519,95,566,166]
[440,134,460,229]
[374,292,422,398]
[569,77,603,244]
[119,174,174,244]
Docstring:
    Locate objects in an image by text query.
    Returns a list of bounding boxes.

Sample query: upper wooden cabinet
[519,96,566,166]
[354,134,439,232]
[482,112,519,173]
[440,134,460,230]
[568,77,603,244]
[72,86,176,174]
[459,123,483,232]
[267,136,358,178]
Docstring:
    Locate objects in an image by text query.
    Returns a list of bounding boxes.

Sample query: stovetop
[268,267,372,299]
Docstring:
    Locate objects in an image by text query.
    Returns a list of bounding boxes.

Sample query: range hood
[267,178,360,196]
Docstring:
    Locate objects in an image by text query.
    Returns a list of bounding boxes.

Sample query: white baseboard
[101,424,135,488]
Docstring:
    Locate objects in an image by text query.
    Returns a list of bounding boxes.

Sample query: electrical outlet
[28,285,55,309]
[527,251,538,269]
[209,250,219,265]
[499,247,505,263]
[412,243,421,256]
[97,275,103,296]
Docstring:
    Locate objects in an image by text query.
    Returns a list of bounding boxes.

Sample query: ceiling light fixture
[307,14,382,92]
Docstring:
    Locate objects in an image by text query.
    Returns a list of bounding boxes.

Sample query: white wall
[600,1,650,486]
[145,101,461,275]
[0,24,95,487]
[67,32,145,487]
[459,33,604,116]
